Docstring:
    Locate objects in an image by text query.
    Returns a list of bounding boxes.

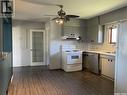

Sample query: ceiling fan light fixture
[59,18,64,24]
[55,18,59,23]
[55,18,64,24]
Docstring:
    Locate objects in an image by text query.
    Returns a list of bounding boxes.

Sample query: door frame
[30,29,46,66]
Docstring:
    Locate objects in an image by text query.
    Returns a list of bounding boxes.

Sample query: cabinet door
[62,26,86,42]
[87,25,98,43]
[101,57,115,79]
[87,17,99,27]
[62,19,86,42]
[108,59,115,79]
[64,19,86,27]
[63,26,80,36]
[101,58,110,76]
[86,16,103,43]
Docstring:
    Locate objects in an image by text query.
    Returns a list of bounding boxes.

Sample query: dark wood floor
[8,66,114,95]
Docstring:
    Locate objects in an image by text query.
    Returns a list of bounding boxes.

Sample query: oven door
[67,52,82,64]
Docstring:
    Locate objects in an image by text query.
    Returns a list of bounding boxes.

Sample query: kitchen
[52,17,116,80]
[1,0,127,95]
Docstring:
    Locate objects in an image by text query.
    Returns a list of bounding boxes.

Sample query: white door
[30,29,45,66]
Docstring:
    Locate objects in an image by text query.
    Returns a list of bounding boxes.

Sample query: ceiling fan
[22,0,79,24]
[50,5,79,24]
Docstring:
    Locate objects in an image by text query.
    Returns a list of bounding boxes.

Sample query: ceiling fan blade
[64,16,70,22]
[44,14,58,16]
[66,15,79,18]
[22,0,59,6]
[52,17,58,20]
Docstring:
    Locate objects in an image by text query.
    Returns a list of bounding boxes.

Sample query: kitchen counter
[82,50,115,56]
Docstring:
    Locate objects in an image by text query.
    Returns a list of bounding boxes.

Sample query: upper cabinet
[87,17,99,27]
[64,19,86,27]
[62,19,86,42]
[86,17,104,43]
[0,17,12,52]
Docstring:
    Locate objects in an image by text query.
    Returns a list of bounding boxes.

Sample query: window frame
[108,25,117,44]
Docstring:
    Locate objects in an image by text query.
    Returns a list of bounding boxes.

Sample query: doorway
[30,29,46,66]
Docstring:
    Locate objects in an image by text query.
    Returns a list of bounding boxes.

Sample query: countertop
[82,50,115,56]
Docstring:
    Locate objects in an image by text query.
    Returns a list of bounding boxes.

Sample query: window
[109,26,117,44]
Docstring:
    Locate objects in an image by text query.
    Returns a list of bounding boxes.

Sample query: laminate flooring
[8,66,114,95]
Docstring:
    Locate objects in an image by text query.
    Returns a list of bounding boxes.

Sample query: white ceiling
[13,0,127,22]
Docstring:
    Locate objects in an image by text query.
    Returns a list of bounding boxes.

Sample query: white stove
[61,46,82,72]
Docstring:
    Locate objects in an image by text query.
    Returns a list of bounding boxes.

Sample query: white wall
[12,20,45,67]
[13,20,62,68]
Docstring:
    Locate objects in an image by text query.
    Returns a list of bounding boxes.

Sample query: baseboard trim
[101,74,114,81]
